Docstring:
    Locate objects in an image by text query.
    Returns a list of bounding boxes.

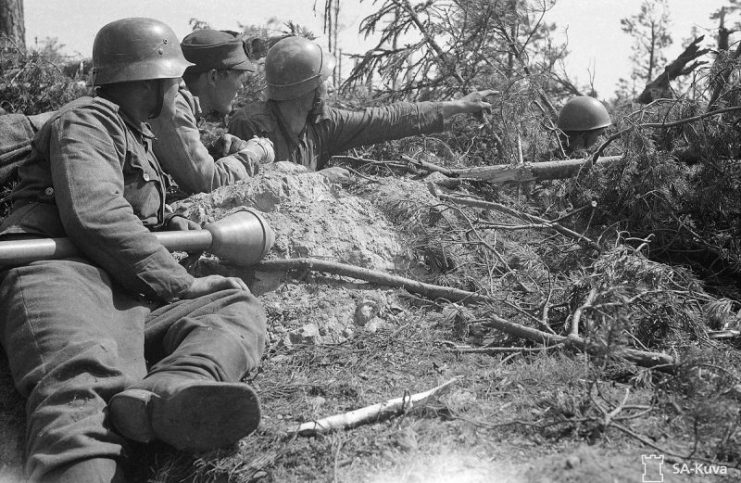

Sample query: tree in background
[341,0,568,100]
[335,0,578,164]
[0,0,24,50]
[710,0,741,35]
[617,0,673,99]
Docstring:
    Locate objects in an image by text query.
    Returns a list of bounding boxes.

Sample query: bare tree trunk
[0,0,25,50]
[647,22,656,81]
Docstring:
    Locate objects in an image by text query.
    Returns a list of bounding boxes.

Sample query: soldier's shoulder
[229,101,275,135]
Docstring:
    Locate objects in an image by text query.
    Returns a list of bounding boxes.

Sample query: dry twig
[568,287,599,338]
[427,183,601,251]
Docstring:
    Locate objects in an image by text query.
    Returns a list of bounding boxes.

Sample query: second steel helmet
[265,36,336,101]
[92,17,192,86]
[557,96,612,132]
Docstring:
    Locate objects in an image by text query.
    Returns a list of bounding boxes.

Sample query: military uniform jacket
[228,100,446,171]
[150,85,261,194]
[0,96,194,302]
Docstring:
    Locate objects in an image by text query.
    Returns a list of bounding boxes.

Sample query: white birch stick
[288,377,461,437]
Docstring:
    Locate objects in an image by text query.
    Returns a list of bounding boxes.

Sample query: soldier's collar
[94,96,156,139]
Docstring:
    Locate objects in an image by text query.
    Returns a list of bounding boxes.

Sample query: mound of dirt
[174,162,413,272]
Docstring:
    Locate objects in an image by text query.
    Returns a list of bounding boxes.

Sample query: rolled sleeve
[49,107,193,301]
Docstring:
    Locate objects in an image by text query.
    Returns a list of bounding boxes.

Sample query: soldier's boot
[109,372,260,452]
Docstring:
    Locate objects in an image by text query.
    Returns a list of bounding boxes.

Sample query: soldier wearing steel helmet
[557,95,613,154]
[0,18,266,481]
[150,29,275,194]
[228,36,495,180]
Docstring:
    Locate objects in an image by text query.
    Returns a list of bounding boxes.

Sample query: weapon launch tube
[0,208,275,267]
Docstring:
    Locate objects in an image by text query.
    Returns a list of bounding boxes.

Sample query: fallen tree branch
[401,154,459,176]
[256,257,676,370]
[287,377,460,436]
[427,184,601,251]
[454,156,625,183]
[256,258,491,303]
[568,287,599,338]
[436,341,563,354]
[482,312,677,371]
[406,155,626,184]
[331,155,412,172]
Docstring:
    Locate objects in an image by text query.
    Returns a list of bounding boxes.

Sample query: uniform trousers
[0,257,266,482]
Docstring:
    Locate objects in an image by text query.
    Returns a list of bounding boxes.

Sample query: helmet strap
[149,79,165,119]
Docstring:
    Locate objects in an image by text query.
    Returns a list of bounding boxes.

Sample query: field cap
[181,29,255,74]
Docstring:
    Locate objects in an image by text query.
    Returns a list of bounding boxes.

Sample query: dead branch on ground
[256,257,677,370]
[436,341,563,354]
[427,184,601,251]
[481,310,676,371]
[331,155,412,173]
[288,377,460,436]
[256,258,491,303]
[568,287,599,338]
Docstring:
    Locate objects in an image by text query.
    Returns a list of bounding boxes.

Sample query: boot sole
[110,382,261,452]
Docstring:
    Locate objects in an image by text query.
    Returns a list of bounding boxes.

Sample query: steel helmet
[557,96,612,132]
[92,18,192,86]
[265,36,336,101]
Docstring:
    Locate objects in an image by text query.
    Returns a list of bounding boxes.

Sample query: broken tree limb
[256,257,677,370]
[256,258,491,303]
[436,341,564,354]
[406,155,626,184]
[482,312,677,371]
[401,154,458,176]
[427,184,601,251]
[288,377,460,436]
[450,156,625,183]
[331,155,412,173]
[636,36,709,104]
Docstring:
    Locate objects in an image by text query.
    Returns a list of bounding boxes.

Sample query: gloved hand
[237,136,275,164]
[165,215,201,231]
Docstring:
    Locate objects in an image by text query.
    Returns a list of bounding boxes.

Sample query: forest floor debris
[1,163,740,482]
